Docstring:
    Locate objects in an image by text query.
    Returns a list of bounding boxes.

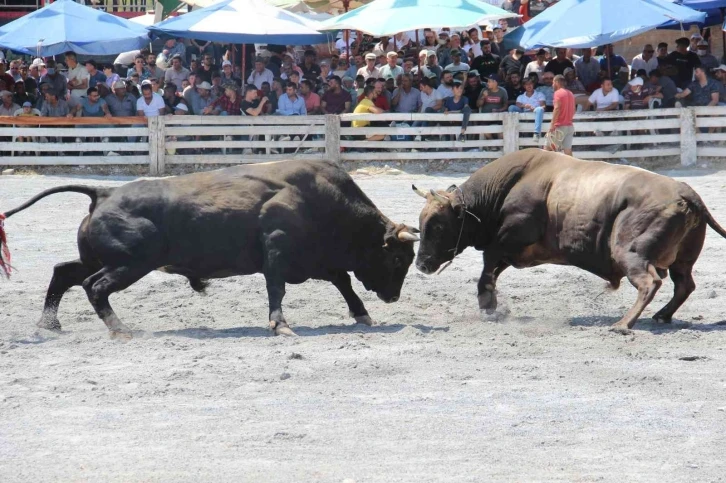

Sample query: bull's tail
[0,185,109,279]
[683,192,726,240]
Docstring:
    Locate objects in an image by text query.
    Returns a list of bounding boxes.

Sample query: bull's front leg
[262,230,296,337]
[330,271,373,326]
[478,251,509,314]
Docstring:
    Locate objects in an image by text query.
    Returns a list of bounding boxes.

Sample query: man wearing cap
[247,57,274,90]
[105,80,137,117]
[631,45,658,79]
[675,65,720,107]
[39,60,67,101]
[471,40,500,79]
[218,60,241,87]
[29,59,44,84]
[379,52,403,81]
[439,33,462,68]
[191,81,216,115]
[664,37,701,89]
[298,50,321,82]
[136,81,167,117]
[622,76,662,110]
[689,33,703,53]
[207,83,243,116]
[477,74,508,114]
[545,74,575,155]
[0,90,19,116]
[524,49,548,82]
[322,75,352,114]
[712,65,726,105]
[14,101,40,117]
[444,49,470,74]
[544,48,573,77]
[696,40,719,72]
[358,53,381,81]
[574,48,600,92]
[509,78,546,140]
[164,55,190,93]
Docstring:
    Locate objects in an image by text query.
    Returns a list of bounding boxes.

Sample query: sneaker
[458,133,466,142]
[101,137,109,143]
[594,129,604,137]
[533,133,540,142]
[75,137,82,143]
[279,136,291,142]
[243,148,253,154]
[414,135,422,142]
[224,135,233,141]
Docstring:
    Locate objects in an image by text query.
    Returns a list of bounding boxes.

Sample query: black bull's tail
[0,185,109,279]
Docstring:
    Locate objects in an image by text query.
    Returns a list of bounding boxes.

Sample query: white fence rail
[0,107,722,174]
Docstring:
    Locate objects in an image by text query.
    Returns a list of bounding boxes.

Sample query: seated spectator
[536,72,555,111]
[508,78,546,140]
[104,65,121,89]
[391,73,421,113]
[462,27,483,59]
[40,91,71,118]
[371,79,390,111]
[72,87,111,118]
[713,65,726,105]
[146,52,164,80]
[463,71,483,110]
[656,42,669,67]
[164,54,190,93]
[352,85,385,141]
[504,72,524,106]
[136,82,167,117]
[207,83,242,116]
[563,67,589,111]
[300,79,322,114]
[675,66,720,107]
[29,58,44,84]
[0,90,19,115]
[357,53,381,80]
[574,48,600,92]
[444,49,470,74]
[126,55,151,82]
[19,64,37,96]
[631,45,658,78]
[443,79,472,141]
[240,85,268,116]
[318,75,349,115]
[174,102,189,115]
[612,66,630,93]
[649,69,677,108]
[379,52,404,80]
[191,81,216,115]
[599,44,628,78]
[105,80,137,117]
[13,81,33,107]
[157,38,186,70]
[477,74,508,114]
[248,57,274,90]
[161,82,181,111]
[8,60,21,82]
[499,48,525,78]
[298,49,321,82]
[14,101,40,117]
[85,60,106,89]
[544,48,573,76]
[524,49,548,82]
[196,53,216,84]
[276,82,306,115]
[696,40,719,72]
[437,70,455,98]
[622,76,662,110]
[587,77,619,111]
[411,77,444,129]
[40,59,67,100]
[220,60,242,87]
[149,77,163,96]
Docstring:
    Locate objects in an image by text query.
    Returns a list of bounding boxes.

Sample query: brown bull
[413,149,726,333]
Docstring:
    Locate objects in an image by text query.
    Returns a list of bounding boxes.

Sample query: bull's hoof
[350,312,374,326]
[270,321,297,337]
[478,291,497,311]
[652,313,672,324]
[609,325,633,336]
[36,316,61,331]
[109,329,133,341]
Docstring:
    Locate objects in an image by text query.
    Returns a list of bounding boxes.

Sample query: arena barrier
[0,107,720,174]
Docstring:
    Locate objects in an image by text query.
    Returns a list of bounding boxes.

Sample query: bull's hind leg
[652,262,696,323]
[82,265,151,340]
[38,259,94,330]
[611,263,663,334]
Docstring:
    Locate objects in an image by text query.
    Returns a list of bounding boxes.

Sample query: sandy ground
[2,167,726,483]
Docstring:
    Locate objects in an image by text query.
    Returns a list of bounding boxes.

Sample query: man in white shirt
[444,50,470,74]
[247,57,274,90]
[631,44,658,78]
[587,77,619,111]
[65,51,90,101]
[462,28,483,59]
[357,53,381,81]
[136,82,167,117]
[524,49,548,81]
[507,78,546,140]
[379,52,404,80]
[334,31,356,57]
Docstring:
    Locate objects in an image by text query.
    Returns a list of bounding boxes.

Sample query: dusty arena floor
[2,168,726,482]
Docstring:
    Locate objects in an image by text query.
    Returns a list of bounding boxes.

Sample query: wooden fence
[0,107,721,174]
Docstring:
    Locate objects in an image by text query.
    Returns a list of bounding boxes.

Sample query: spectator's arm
[137,109,146,117]
[709,91,719,106]
[603,102,619,111]
[299,100,307,116]
[367,104,384,114]
[344,100,351,113]
[432,99,443,111]
[102,103,112,118]
[320,99,328,113]
[548,100,560,132]
[477,90,487,108]
[675,88,691,99]
[391,88,401,107]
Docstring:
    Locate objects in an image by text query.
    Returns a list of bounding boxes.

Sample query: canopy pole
[345,29,350,68]
[416,30,421,74]
[241,44,246,90]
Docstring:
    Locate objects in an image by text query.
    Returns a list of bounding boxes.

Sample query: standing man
[66,51,90,101]
[664,37,700,89]
[545,75,575,155]
[164,54,190,92]
[471,39,500,79]
[631,44,658,78]
[574,48,600,91]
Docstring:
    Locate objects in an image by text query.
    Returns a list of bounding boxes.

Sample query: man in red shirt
[545,74,575,155]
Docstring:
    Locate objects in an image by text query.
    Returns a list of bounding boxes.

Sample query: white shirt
[631,54,659,76]
[420,89,443,111]
[588,87,620,110]
[335,38,353,56]
[436,84,453,98]
[136,93,166,116]
[462,42,483,58]
[516,91,546,109]
[247,68,274,90]
[67,64,90,99]
[357,66,381,81]
[444,62,470,73]
[113,50,140,66]
[524,61,548,81]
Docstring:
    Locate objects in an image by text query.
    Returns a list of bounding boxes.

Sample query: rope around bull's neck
[436,187,481,275]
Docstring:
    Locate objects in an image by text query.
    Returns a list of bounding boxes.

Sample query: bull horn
[398,231,420,243]
[412,184,428,199]
[429,189,450,205]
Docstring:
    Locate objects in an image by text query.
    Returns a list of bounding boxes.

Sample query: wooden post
[148,116,159,175]
[156,115,166,175]
[325,114,341,164]
[680,107,697,167]
[502,111,519,155]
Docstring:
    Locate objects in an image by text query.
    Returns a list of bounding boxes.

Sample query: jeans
[508,105,544,135]
[412,107,437,128]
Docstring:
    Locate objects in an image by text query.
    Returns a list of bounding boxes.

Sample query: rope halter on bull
[413,184,480,275]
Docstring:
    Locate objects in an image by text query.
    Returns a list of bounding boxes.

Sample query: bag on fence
[390,121,411,142]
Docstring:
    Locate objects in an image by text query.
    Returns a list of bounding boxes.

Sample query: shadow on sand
[569,315,726,334]
[153,323,413,339]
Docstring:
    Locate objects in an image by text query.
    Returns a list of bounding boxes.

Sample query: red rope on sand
[0,213,11,279]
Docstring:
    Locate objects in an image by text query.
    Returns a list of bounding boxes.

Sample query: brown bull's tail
[683,193,726,240]
[0,185,109,279]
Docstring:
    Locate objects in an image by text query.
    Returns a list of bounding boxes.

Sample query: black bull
[0,160,419,338]
[413,149,726,333]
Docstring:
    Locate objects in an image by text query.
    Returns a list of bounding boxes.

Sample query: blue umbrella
[503,0,706,49]
[148,0,329,45]
[659,0,726,28]
[0,0,151,56]
[319,0,519,37]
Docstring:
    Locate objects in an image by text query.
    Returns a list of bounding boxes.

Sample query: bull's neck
[459,177,506,248]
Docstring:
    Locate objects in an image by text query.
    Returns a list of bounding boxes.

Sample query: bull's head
[355,223,419,303]
[412,184,465,275]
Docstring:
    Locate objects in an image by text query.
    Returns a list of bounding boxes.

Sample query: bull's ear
[446,184,458,193]
[451,191,465,219]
